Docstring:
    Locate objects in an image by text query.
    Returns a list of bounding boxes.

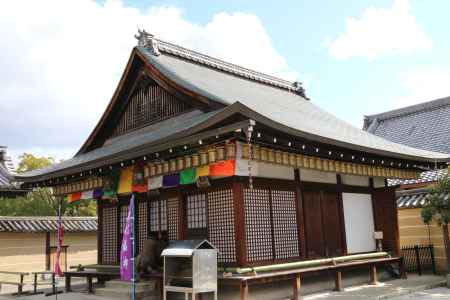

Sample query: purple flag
[120,194,135,281]
[162,174,180,188]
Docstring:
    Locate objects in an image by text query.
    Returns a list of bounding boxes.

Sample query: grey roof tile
[388,168,447,186]
[0,216,97,233]
[16,110,221,179]
[139,44,448,161]
[396,187,447,209]
[364,96,450,154]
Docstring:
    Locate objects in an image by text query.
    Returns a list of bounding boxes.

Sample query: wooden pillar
[116,201,121,263]
[240,281,248,300]
[294,169,306,258]
[334,271,342,291]
[45,232,51,270]
[177,189,186,240]
[372,187,400,255]
[233,179,248,267]
[97,202,103,264]
[293,274,301,300]
[336,174,348,255]
[369,264,378,285]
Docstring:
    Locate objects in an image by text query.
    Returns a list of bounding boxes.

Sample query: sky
[1,0,450,165]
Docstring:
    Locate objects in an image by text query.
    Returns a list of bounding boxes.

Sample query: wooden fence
[401,244,436,275]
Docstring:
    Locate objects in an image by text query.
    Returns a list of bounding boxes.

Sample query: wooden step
[104,279,157,290]
[96,279,160,300]
[95,286,159,300]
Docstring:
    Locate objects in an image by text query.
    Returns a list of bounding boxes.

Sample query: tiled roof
[388,168,447,186]
[0,147,19,191]
[15,34,450,182]
[15,110,222,180]
[396,188,448,209]
[138,39,449,161]
[364,96,450,154]
[0,216,97,233]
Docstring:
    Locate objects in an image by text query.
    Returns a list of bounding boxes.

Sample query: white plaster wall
[299,169,337,184]
[342,193,376,253]
[340,174,369,187]
[236,160,294,180]
[373,177,386,188]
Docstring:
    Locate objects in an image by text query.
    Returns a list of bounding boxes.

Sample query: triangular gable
[109,76,192,139]
[77,48,225,155]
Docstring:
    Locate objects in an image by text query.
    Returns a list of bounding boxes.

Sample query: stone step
[104,279,157,290]
[95,286,159,300]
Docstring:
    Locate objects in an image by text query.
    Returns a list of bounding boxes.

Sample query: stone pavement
[304,274,446,300]
[392,287,450,299]
[0,274,446,300]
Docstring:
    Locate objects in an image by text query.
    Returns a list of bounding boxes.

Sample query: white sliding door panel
[342,193,376,253]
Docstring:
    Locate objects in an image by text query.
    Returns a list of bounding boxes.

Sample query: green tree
[16,153,55,173]
[0,153,96,217]
[421,175,450,272]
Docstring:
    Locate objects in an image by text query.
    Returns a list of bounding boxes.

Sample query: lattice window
[149,199,167,234]
[244,188,273,262]
[207,189,236,263]
[102,206,118,264]
[119,205,129,234]
[137,201,148,254]
[167,197,179,240]
[111,83,191,137]
[187,193,207,229]
[149,201,159,232]
[272,190,299,259]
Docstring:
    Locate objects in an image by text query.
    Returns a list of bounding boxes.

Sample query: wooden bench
[29,271,64,296]
[220,257,406,300]
[64,270,119,293]
[0,271,29,295]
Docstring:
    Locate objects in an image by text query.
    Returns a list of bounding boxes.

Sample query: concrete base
[94,280,159,300]
[446,274,450,288]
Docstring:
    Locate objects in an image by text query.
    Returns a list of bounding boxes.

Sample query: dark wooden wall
[97,174,399,267]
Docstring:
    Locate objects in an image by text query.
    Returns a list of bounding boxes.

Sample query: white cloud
[393,67,450,108]
[0,0,298,165]
[327,0,432,60]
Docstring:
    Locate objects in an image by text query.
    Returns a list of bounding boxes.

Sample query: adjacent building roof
[388,168,448,186]
[0,216,97,233]
[0,147,28,195]
[364,97,450,187]
[396,188,447,209]
[0,146,14,189]
[15,33,450,182]
[364,96,450,154]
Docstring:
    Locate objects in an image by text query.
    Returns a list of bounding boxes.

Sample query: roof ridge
[135,30,307,97]
[365,96,450,121]
[0,216,97,220]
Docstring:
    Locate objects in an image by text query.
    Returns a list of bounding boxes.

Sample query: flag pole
[131,193,136,300]
[55,197,62,300]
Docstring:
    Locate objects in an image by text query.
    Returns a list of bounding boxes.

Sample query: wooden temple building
[15,31,450,298]
[0,146,28,198]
